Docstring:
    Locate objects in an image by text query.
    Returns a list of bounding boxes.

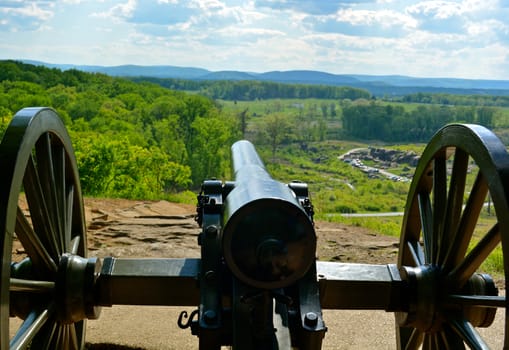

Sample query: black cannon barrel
[222,140,316,289]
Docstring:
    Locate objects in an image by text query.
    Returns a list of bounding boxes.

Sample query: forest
[0,60,240,199]
[396,91,509,107]
[341,101,496,142]
[130,76,371,101]
[1,60,508,201]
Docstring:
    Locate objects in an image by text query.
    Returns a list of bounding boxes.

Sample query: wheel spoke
[36,320,60,350]
[53,323,77,349]
[69,235,80,255]
[440,149,469,266]
[440,325,466,349]
[422,334,433,350]
[449,316,490,350]
[448,223,500,287]
[54,324,64,349]
[406,240,425,266]
[446,294,505,308]
[10,307,51,350]
[41,321,57,350]
[398,327,423,350]
[432,333,446,349]
[432,155,447,265]
[65,184,75,253]
[10,278,54,293]
[58,324,68,349]
[15,206,58,274]
[69,324,80,350]
[23,154,60,260]
[52,142,67,251]
[418,192,433,263]
[35,133,64,253]
[51,323,64,350]
[443,172,488,272]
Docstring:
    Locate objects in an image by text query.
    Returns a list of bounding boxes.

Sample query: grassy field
[141,96,509,277]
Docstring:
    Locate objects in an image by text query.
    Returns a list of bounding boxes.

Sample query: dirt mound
[84,198,399,264]
[86,198,200,259]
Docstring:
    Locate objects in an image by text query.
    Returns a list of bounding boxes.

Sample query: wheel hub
[462,273,498,327]
[55,254,102,324]
[396,265,498,332]
[396,265,441,332]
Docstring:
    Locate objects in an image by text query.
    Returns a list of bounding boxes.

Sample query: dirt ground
[83,197,399,264]
[77,198,503,349]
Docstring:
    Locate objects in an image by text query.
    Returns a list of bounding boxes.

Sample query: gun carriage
[2,107,509,349]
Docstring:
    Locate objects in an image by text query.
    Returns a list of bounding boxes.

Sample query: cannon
[2,107,509,349]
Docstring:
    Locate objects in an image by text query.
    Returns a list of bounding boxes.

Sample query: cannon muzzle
[222,140,316,289]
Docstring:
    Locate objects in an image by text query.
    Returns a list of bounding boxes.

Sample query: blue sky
[1,0,508,79]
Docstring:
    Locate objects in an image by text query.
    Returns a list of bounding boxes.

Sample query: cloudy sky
[1,0,508,79]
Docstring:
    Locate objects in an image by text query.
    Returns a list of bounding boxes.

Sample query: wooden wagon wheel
[0,108,98,349]
[397,124,509,349]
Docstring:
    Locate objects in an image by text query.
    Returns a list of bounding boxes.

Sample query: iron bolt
[205,225,218,238]
[203,310,217,325]
[304,312,318,327]
[205,270,216,284]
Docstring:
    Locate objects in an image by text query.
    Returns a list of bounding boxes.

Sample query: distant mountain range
[21,60,509,96]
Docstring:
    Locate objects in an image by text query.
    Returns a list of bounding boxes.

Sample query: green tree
[189,116,233,184]
[238,108,249,138]
[73,135,115,195]
[152,116,188,163]
[262,113,292,160]
[477,107,495,127]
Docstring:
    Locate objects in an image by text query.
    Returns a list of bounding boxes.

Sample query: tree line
[394,92,509,107]
[130,77,371,101]
[0,60,239,199]
[342,101,496,142]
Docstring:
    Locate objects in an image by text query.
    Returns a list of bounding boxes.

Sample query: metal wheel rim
[396,123,509,349]
[0,108,87,349]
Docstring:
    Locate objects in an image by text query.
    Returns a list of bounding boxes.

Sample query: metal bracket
[197,180,225,349]
[288,181,315,222]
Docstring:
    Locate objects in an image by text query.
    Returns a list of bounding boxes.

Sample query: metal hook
[177,309,199,329]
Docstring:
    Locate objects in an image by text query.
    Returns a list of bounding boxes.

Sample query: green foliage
[73,135,115,195]
[397,92,509,107]
[342,101,495,142]
[73,134,193,199]
[130,77,372,101]
[0,60,236,200]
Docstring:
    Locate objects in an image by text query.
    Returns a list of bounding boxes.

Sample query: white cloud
[335,8,417,29]
[92,0,137,20]
[189,0,225,11]
[407,1,462,19]
[462,0,498,13]
[1,1,54,21]
[467,19,508,37]
[1,0,508,79]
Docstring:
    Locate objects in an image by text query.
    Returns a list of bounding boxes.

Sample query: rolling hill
[19,59,509,96]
